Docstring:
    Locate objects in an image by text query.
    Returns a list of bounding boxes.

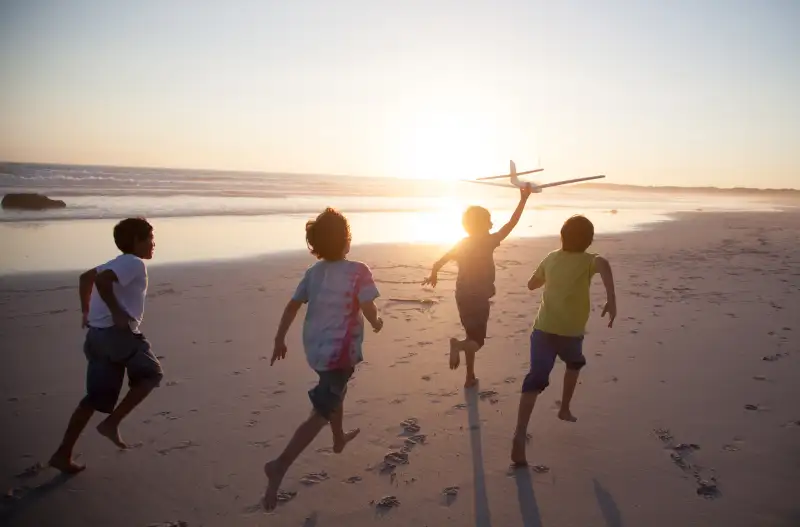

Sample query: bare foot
[511,435,527,466]
[96,420,128,449]
[333,428,361,453]
[464,375,479,389]
[558,409,578,422]
[263,460,286,512]
[449,338,460,370]
[48,453,86,474]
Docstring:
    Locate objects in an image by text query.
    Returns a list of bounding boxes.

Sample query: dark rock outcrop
[1,193,66,210]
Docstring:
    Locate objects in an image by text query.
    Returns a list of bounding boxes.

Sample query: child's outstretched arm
[494,184,533,241]
[271,299,303,365]
[423,246,458,288]
[595,256,617,327]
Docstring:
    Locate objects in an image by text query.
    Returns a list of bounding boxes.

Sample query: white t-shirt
[87,253,148,333]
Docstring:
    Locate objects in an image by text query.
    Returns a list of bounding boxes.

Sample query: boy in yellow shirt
[511,215,617,466]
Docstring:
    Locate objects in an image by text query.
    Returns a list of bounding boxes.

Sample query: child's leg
[462,339,481,388]
[49,404,94,473]
[454,295,489,387]
[264,411,328,510]
[51,339,127,467]
[328,378,360,453]
[98,338,163,448]
[556,336,586,422]
[97,381,158,448]
[511,391,539,465]
[510,330,557,466]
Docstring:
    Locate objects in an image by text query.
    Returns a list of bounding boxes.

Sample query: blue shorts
[522,330,586,393]
[308,368,354,420]
[80,327,164,413]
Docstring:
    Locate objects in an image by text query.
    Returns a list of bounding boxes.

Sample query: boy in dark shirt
[424,184,532,387]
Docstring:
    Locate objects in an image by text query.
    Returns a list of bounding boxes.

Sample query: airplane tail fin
[509,160,519,186]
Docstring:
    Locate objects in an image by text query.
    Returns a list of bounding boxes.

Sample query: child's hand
[271,340,288,365]
[81,312,89,329]
[520,182,533,200]
[601,298,617,328]
[372,317,384,333]
[422,274,438,288]
[112,310,133,330]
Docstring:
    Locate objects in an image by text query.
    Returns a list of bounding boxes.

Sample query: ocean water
[0,163,778,275]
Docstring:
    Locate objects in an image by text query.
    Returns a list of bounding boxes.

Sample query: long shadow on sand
[0,472,74,524]
[512,467,543,527]
[593,479,624,527]
[465,388,492,527]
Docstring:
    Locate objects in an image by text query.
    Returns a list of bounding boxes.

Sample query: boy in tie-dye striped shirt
[263,208,382,511]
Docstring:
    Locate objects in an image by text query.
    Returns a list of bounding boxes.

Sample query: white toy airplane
[465,160,605,192]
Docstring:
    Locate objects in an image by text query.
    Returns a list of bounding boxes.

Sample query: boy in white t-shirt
[263,208,383,511]
[49,218,163,474]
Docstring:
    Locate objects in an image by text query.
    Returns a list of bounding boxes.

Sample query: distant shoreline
[2,161,798,195]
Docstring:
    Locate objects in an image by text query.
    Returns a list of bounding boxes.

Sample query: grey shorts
[308,368,354,420]
[80,327,164,413]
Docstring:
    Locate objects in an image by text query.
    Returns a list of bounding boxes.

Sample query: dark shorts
[308,368,354,420]
[80,327,164,413]
[455,292,491,347]
[522,330,586,393]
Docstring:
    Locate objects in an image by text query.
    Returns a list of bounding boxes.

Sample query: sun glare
[394,110,510,181]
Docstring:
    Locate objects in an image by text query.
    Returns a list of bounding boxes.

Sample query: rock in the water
[2,193,66,210]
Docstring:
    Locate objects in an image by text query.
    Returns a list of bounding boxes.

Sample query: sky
[1,0,799,188]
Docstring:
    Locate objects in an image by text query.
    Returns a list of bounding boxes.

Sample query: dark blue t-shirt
[454,232,502,299]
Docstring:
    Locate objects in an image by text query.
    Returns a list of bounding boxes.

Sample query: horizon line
[1,160,798,194]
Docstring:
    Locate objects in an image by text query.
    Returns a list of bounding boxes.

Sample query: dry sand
[1,210,799,527]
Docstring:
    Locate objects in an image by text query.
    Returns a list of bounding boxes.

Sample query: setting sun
[392,106,520,181]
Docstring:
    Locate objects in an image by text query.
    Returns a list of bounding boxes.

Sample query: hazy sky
[1,0,798,188]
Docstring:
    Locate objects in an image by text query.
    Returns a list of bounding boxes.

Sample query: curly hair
[305,208,351,261]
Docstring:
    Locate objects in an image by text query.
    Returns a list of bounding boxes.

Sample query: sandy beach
[1,209,799,527]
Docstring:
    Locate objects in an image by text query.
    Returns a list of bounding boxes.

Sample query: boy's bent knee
[565,361,586,371]
[521,372,549,393]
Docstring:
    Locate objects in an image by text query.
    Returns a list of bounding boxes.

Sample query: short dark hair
[306,208,351,261]
[560,215,594,252]
[114,217,153,254]
[462,206,491,235]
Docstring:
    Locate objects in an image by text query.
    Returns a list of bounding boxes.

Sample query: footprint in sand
[344,475,362,484]
[384,451,409,465]
[404,434,427,448]
[504,376,516,384]
[421,375,432,381]
[531,464,550,474]
[654,428,674,444]
[249,440,271,448]
[744,404,768,411]
[401,418,420,434]
[14,462,47,479]
[373,495,400,509]
[156,440,197,455]
[442,486,459,505]
[300,471,329,485]
[782,420,800,428]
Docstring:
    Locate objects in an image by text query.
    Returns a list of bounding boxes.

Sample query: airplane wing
[475,168,544,181]
[462,179,514,187]
[532,175,605,189]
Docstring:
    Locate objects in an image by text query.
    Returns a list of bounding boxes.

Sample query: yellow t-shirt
[532,250,597,337]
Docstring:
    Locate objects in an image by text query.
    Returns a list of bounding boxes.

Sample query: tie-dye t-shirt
[292,260,380,372]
